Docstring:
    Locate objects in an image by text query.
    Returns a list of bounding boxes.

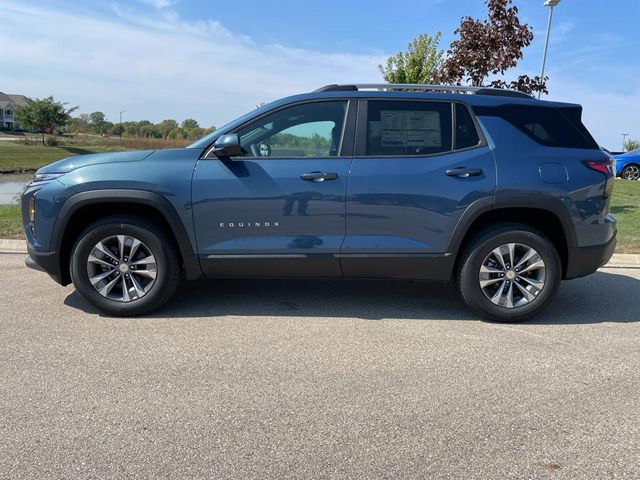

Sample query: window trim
[203,99,357,160]
[354,98,487,158]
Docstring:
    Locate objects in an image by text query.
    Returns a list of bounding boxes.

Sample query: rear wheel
[456,224,561,322]
[70,215,181,316]
[621,163,640,181]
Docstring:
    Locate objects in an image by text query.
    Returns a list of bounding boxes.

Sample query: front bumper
[25,246,66,285]
[564,232,617,280]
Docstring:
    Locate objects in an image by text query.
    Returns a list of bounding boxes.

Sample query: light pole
[622,133,630,151]
[538,0,561,99]
[119,110,127,139]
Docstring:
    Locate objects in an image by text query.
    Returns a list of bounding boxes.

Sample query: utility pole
[622,133,630,151]
[539,0,561,99]
[119,110,127,140]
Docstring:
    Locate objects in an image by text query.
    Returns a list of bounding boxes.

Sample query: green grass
[0,135,191,173]
[0,142,118,172]
[609,179,640,253]
[0,204,22,238]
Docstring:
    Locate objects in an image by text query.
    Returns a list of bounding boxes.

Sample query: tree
[379,33,443,84]
[14,96,78,144]
[68,115,90,134]
[624,138,640,151]
[181,118,199,130]
[437,0,547,95]
[89,111,108,134]
[158,119,179,138]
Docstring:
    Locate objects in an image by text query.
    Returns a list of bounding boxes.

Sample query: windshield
[624,148,640,155]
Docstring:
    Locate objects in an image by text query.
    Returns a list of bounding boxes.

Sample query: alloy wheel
[478,242,546,309]
[86,235,157,302]
[622,164,640,181]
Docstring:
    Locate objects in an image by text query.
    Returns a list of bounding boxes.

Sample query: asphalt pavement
[1,252,639,479]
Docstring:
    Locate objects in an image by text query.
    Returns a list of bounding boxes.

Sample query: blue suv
[21,84,617,321]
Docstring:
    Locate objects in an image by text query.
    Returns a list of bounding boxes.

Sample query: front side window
[366,101,452,156]
[236,101,348,158]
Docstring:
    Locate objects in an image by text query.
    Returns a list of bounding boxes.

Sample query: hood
[36,149,156,174]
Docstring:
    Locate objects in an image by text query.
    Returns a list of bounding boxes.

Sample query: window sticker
[378,110,441,147]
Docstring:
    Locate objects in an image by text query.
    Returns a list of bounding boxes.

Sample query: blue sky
[1,0,638,149]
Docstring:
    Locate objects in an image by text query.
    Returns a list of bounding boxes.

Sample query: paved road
[1,252,639,479]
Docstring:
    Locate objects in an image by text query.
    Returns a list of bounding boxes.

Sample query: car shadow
[63,270,640,324]
[60,146,100,155]
[610,205,638,215]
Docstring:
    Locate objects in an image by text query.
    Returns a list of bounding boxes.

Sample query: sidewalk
[2,238,638,267]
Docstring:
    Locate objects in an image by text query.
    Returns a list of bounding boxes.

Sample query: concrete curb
[0,239,27,253]
[1,237,639,268]
[605,254,640,266]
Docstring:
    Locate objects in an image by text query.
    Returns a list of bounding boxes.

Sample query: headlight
[30,172,64,184]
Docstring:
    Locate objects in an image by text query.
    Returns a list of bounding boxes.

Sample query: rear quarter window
[473,104,599,150]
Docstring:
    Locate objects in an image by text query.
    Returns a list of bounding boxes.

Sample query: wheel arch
[448,194,576,279]
[53,190,201,285]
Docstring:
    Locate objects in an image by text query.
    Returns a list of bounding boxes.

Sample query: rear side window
[473,104,598,149]
[366,101,452,156]
[455,103,480,149]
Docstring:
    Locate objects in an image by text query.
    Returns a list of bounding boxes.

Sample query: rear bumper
[564,232,616,280]
[25,246,65,285]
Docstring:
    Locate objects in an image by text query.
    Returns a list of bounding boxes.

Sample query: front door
[192,99,355,277]
[342,99,496,279]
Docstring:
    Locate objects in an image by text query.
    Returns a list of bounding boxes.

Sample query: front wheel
[70,215,181,316]
[456,224,561,322]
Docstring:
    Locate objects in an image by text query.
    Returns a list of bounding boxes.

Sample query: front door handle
[445,167,483,178]
[300,171,338,182]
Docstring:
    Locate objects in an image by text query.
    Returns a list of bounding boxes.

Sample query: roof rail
[313,83,532,99]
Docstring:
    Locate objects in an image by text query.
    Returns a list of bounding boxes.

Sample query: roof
[296,89,579,109]
[7,94,30,107]
[0,92,30,109]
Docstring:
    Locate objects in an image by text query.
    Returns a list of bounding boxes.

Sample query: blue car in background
[613,148,640,180]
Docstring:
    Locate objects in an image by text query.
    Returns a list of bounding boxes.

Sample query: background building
[0,92,30,130]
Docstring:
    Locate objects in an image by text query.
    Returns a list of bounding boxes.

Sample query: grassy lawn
[609,180,640,253]
[0,135,191,173]
[0,205,23,238]
[0,142,119,172]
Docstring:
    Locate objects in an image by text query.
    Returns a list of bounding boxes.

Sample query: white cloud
[0,1,384,128]
[137,0,175,9]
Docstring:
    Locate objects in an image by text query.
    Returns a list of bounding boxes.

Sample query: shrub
[44,136,61,146]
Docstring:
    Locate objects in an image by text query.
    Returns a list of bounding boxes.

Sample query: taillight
[583,159,614,175]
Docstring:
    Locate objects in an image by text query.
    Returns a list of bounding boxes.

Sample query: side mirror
[211,133,242,157]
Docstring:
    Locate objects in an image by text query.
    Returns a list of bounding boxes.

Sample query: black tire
[70,215,181,316]
[456,223,561,322]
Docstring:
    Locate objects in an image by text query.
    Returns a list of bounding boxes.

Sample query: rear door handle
[300,171,338,182]
[445,167,483,178]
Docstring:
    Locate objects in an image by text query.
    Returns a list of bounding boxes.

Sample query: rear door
[342,99,496,279]
[192,99,356,277]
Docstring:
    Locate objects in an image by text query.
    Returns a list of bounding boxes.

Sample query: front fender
[52,189,202,281]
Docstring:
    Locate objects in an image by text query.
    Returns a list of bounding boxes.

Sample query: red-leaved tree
[437,0,547,95]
